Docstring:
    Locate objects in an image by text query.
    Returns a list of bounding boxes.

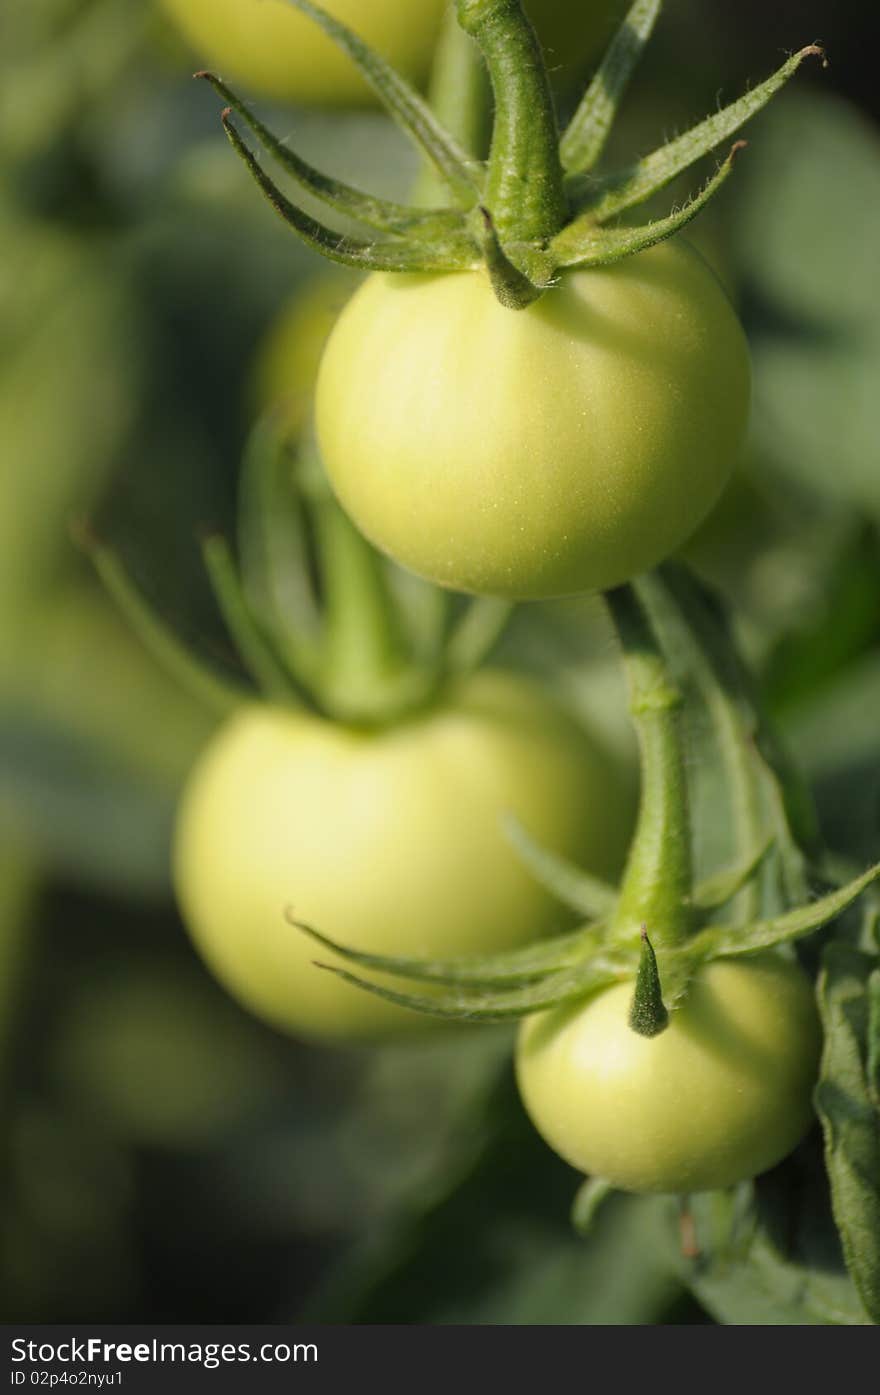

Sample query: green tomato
[252,274,355,438]
[173,669,631,1041]
[316,241,751,600]
[157,0,447,106]
[157,1,623,107]
[516,953,821,1193]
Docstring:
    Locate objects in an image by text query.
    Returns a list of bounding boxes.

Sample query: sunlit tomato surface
[316,241,751,600]
[158,0,447,106]
[158,1,624,107]
[516,953,821,1193]
[174,670,631,1041]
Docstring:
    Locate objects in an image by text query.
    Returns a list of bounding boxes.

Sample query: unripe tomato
[316,241,751,600]
[157,1,624,108]
[516,953,821,1193]
[252,275,354,438]
[157,0,446,106]
[173,670,631,1041]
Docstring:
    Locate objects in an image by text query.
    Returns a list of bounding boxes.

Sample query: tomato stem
[457,0,568,266]
[605,585,693,951]
[413,4,492,207]
[311,490,426,724]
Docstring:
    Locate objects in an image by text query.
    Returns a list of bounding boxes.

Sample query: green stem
[456,0,568,250]
[201,534,305,707]
[605,585,692,951]
[413,4,492,206]
[312,493,411,722]
[637,568,764,924]
[81,528,243,716]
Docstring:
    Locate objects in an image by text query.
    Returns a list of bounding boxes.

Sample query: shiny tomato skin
[516,953,821,1193]
[158,1,625,107]
[158,0,447,106]
[173,670,631,1041]
[315,240,751,600]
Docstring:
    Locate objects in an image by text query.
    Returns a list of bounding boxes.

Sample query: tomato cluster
[158,1,835,1207]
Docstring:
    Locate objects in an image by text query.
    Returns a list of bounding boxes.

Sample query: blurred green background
[1,0,878,1323]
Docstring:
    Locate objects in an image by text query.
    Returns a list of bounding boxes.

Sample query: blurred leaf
[762,525,880,713]
[786,652,880,784]
[816,943,880,1322]
[0,0,146,165]
[683,1175,868,1325]
[54,959,291,1149]
[307,1069,687,1325]
[0,841,38,1069]
[1,583,215,895]
[0,220,139,611]
[0,704,177,896]
[1,1102,136,1322]
[733,94,880,514]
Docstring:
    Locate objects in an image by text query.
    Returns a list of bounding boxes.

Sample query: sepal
[221,111,480,273]
[560,0,663,176]
[573,46,825,221]
[282,0,482,204]
[552,143,745,270]
[197,72,467,239]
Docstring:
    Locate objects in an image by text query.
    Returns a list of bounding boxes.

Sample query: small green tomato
[173,670,631,1042]
[316,240,751,600]
[516,953,821,1193]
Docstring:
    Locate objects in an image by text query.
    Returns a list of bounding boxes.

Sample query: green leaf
[560,0,662,176]
[289,911,604,988]
[236,420,322,685]
[281,0,481,205]
[310,954,626,1023]
[815,944,880,1323]
[733,95,880,517]
[81,528,241,717]
[221,113,480,273]
[502,814,619,920]
[681,1180,869,1325]
[690,863,880,963]
[690,840,774,913]
[552,142,745,270]
[197,72,465,240]
[0,705,176,898]
[200,534,307,707]
[574,46,824,222]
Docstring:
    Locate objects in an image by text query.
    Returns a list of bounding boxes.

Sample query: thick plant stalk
[605,586,693,952]
[456,0,568,249]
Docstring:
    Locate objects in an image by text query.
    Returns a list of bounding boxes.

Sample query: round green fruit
[173,670,630,1041]
[516,952,821,1193]
[316,241,751,600]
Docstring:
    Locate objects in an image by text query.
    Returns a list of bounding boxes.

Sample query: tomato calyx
[629,929,669,1038]
[80,418,516,729]
[198,0,824,308]
[295,565,880,1022]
